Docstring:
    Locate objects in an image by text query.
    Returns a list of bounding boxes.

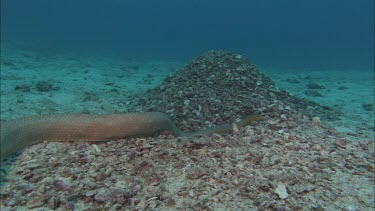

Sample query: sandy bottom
[0,47,182,119]
[1,46,374,210]
[263,66,374,139]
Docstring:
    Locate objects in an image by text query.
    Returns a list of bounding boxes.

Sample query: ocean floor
[0,46,374,210]
[1,48,373,139]
[264,66,374,139]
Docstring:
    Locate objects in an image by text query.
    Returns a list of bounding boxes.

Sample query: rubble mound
[128,50,340,132]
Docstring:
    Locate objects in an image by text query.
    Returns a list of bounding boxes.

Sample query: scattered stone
[35,81,60,92]
[94,188,111,203]
[304,90,323,97]
[337,86,349,90]
[306,82,325,89]
[14,84,31,92]
[82,92,101,102]
[275,182,288,199]
[362,103,373,112]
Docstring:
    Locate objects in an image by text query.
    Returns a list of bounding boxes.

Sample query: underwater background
[1,0,374,68]
[1,0,374,210]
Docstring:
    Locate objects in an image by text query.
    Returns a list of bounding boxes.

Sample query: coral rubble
[1,50,373,210]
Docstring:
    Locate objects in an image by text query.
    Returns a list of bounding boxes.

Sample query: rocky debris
[1,50,372,210]
[35,80,60,92]
[362,103,373,112]
[0,111,373,210]
[306,82,326,89]
[127,50,341,132]
[14,84,31,92]
[304,90,324,97]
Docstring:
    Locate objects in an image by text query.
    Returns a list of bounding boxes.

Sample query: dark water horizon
[1,0,374,69]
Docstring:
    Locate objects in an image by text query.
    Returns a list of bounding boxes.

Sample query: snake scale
[0,112,262,160]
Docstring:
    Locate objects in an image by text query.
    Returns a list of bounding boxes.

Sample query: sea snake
[0,112,262,160]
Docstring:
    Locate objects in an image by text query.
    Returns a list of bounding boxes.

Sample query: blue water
[1,0,374,68]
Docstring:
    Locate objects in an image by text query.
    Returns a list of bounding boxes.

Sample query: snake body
[0,112,262,160]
